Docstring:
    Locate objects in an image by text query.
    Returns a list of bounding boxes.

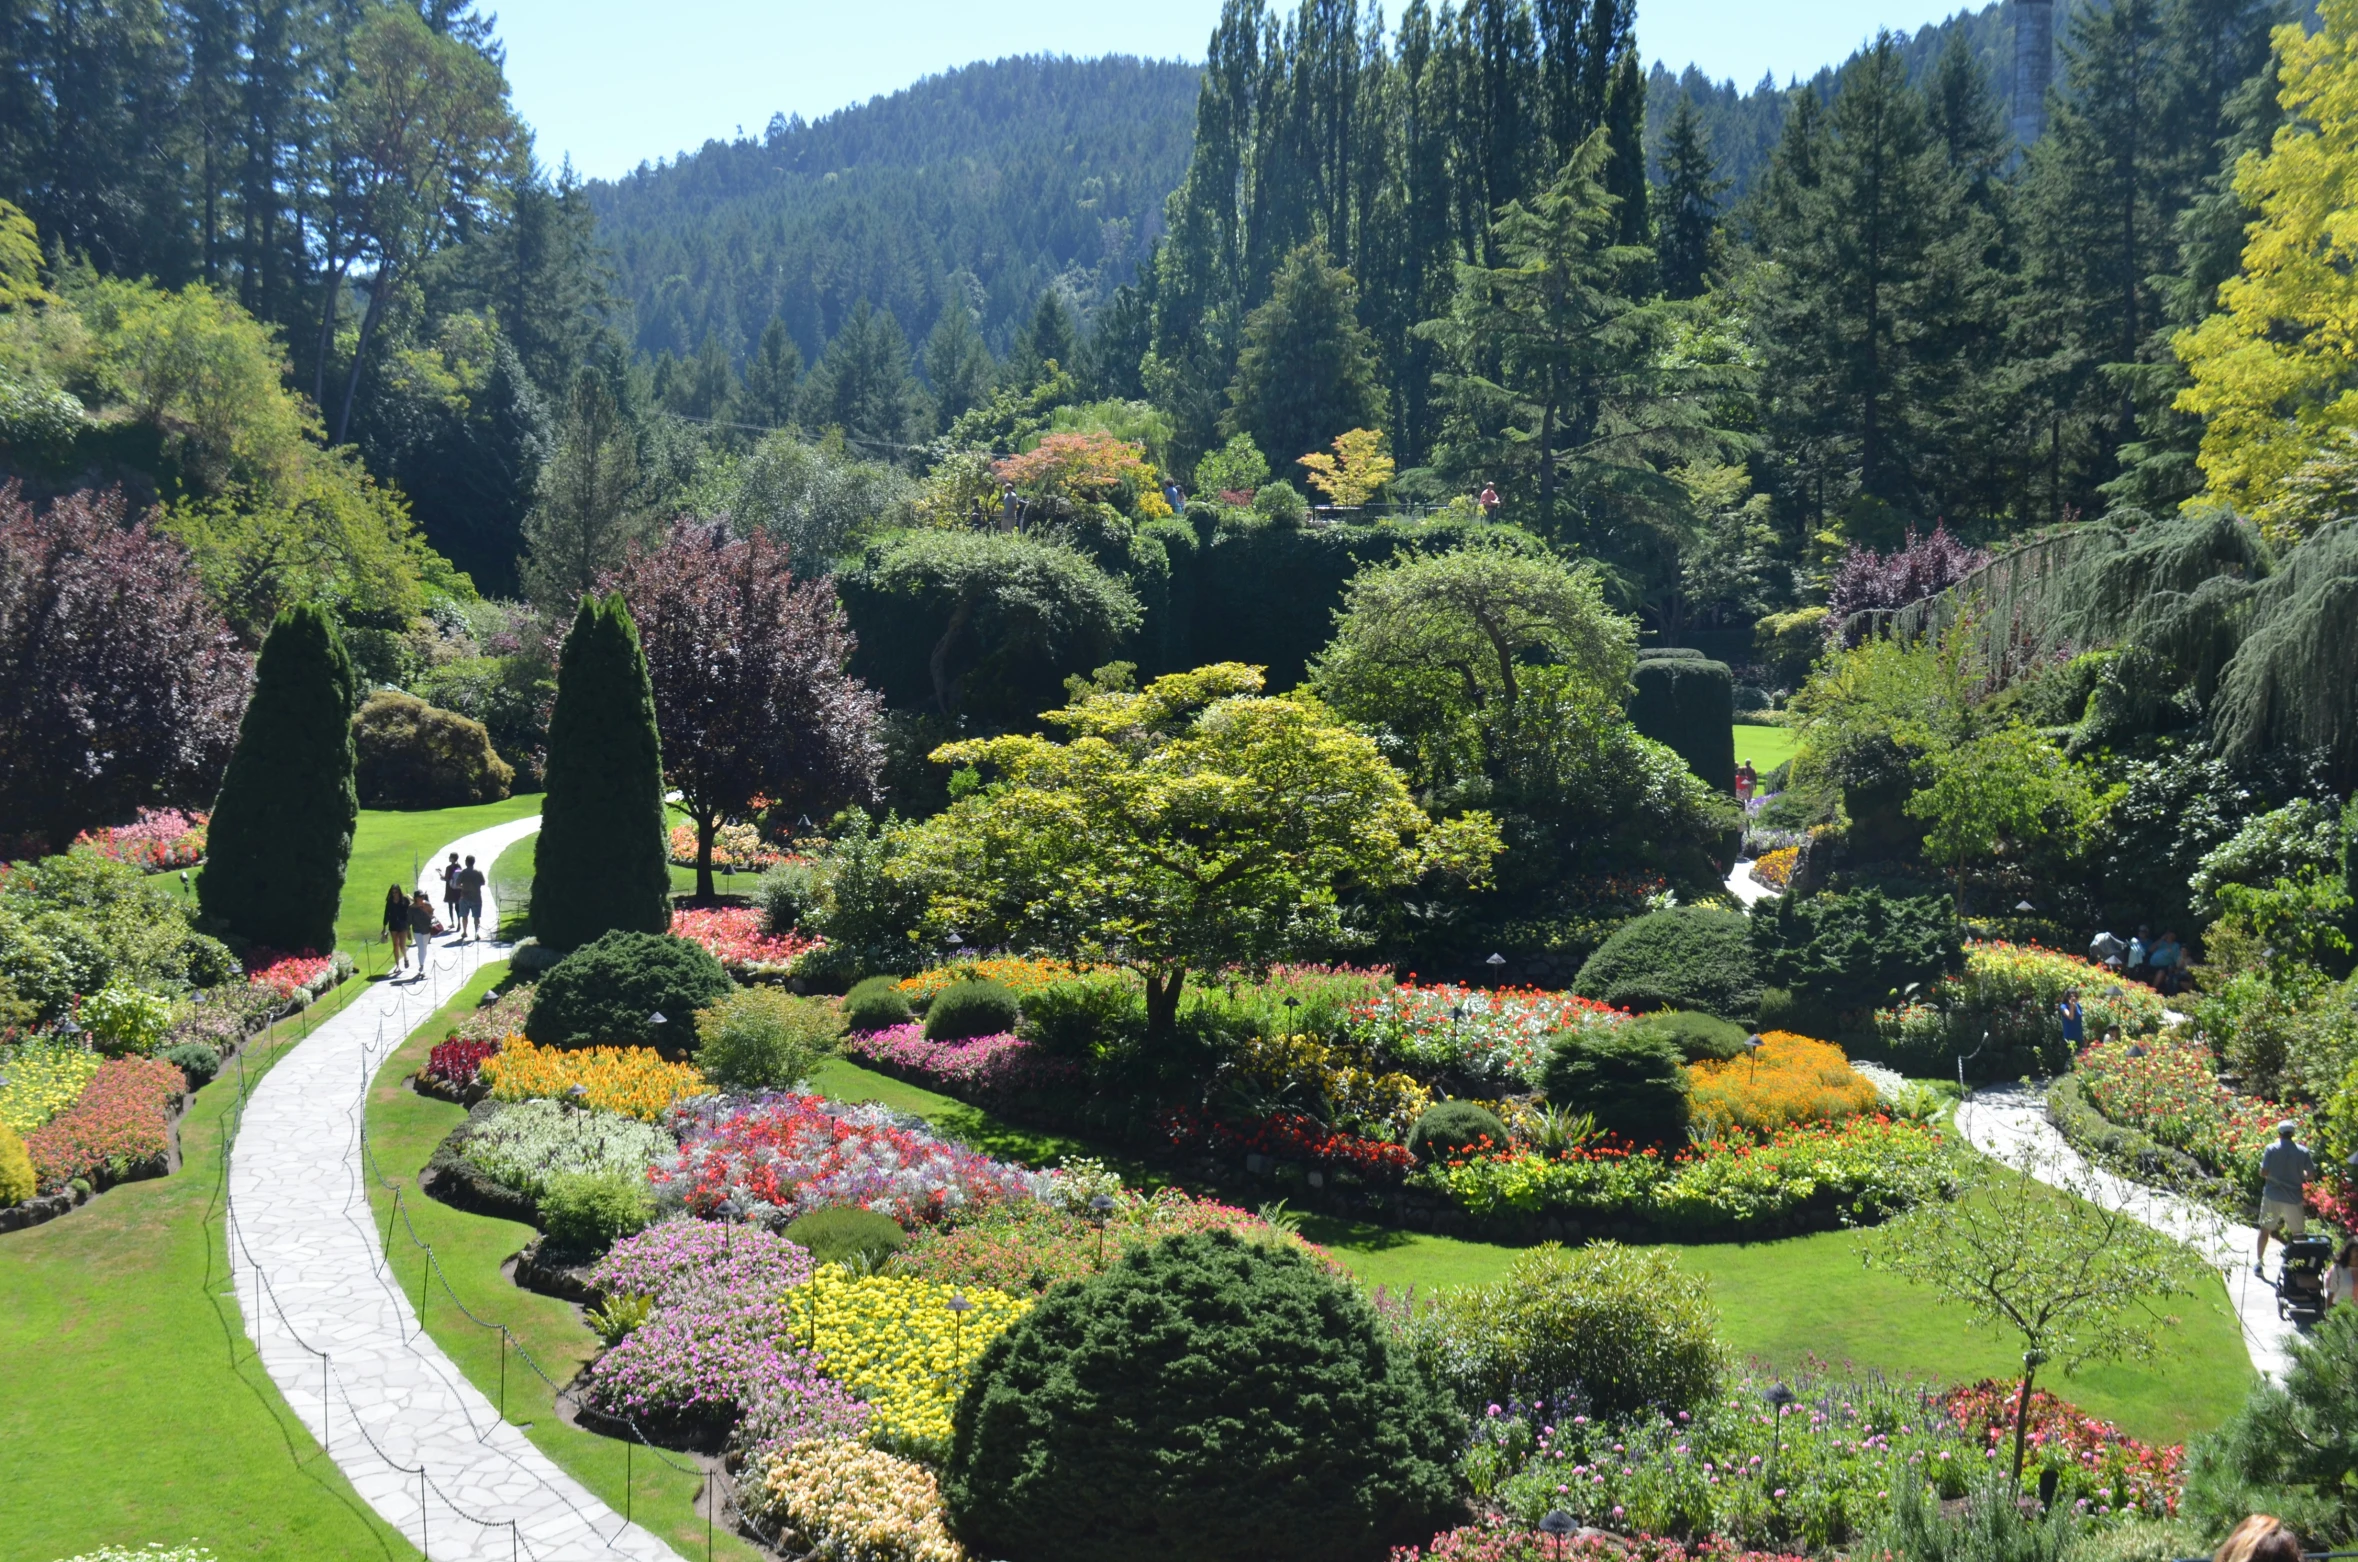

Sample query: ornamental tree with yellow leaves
[1296,427,1396,506]
[897,663,1501,1043]
[2177,0,2358,539]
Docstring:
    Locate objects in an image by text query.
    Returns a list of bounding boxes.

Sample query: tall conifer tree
[199,603,358,955]
[1653,97,1727,301]
[531,592,671,951]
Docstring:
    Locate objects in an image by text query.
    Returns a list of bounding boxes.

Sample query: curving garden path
[1955,1082,2297,1384]
[226,815,683,1562]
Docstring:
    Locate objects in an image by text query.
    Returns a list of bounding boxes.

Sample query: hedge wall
[1629,654,1735,793]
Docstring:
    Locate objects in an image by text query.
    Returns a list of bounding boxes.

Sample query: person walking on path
[438,852,463,932]
[1735,760,1757,804]
[2256,1121,2316,1274]
[2150,930,2185,997]
[2214,1516,2301,1562]
[456,854,485,941]
[2059,991,2085,1049]
[406,890,436,977]
[2127,925,2152,985]
[380,884,410,973]
[2332,1235,2358,1309]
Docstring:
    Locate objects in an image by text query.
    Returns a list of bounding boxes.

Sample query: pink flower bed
[656,1093,1046,1226]
[671,907,823,973]
[2077,1032,2313,1194]
[421,1036,501,1091]
[841,1023,1081,1098]
[1395,1526,1813,1562]
[245,949,335,1002]
[72,808,208,871]
[24,1055,182,1191]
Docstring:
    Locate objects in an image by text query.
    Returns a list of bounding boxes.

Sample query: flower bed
[591,1214,815,1304]
[457,1099,676,1199]
[1397,1528,1814,1562]
[1412,1117,1955,1232]
[783,1269,1031,1455]
[23,1054,181,1191]
[1160,1104,1415,1179]
[1688,1032,1878,1134]
[1877,943,2167,1074]
[1748,847,1798,892]
[891,1187,1333,1293]
[1935,1380,2181,1515]
[841,1025,1082,1100]
[748,1438,967,1562]
[670,906,822,977]
[72,807,208,871]
[1223,1030,1434,1139]
[420,1036,501,1093]
[658,1094,1048,1226]
[1348,983,1630,1086]
[0,1041,104,1133]
[244,949,340,1003]
[896,957,1100,1002]
[2075,1032,2311,1196]
[667,821,786,873]
[480,1037,709,1122]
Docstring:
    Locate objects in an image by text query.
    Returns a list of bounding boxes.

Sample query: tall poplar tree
[531,592,671,951]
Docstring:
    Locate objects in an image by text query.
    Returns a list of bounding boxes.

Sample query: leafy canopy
[900,663,1500,1036]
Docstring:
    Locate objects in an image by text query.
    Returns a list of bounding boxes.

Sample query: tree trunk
[695,810,717,902]
[1144,970,1185,1046]
[335,266,393,446]
[2009,1359,2039,1485]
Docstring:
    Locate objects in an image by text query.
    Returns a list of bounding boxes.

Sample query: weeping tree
[2212,519,2358,789]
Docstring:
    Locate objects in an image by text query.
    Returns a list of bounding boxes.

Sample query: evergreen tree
[923,297,996,424]
[732,316,802,431]
[531,591,672,951]
[522,366,650,611]
[1601,49,1650,251]
[198,602,358,956]
[805,301,930,456]
[1006,289,1079,389]
[1653,96,1727,301]
[1223,240,1386,475]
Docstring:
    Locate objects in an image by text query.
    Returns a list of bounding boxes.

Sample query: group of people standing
[378,852,485,977]
[2086,924,2189,996]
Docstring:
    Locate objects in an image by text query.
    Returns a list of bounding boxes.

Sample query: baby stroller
[2277,1234,2335,1322]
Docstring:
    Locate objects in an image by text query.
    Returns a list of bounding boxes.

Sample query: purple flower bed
[583,1218,826,1425]
[840,1023,1082,1098]
[590,1217,813,1303]
[735,1372,872,1465]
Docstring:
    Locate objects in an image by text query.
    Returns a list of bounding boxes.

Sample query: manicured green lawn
[365,968,760,1562]
[0,982,422,1562]
[1733,721,1798,776]
[340,796,543,960]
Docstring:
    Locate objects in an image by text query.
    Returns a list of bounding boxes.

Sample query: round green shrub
[352,689,515,807]
[161,1041,221,1088]
[524,931,732,1055]
[944,1230,1461,1562]
[1406,1100,1509,1163]
[693,988,841,1089]
[755,861,824,935]
[924,979,1020,1042]
[539,1170,653,1256]
[0,1120,34,1206]
[784,1205,907,1270]
[842,975,914,1033]
[177,932,241,988]
[1626,1009,1750,1062]
[1019,973,1144,1058]
[1250,478,1309,527]
[1542,1030,1690,1142]
[1414,1242,1722,1418]
[1574,906,1760,1017]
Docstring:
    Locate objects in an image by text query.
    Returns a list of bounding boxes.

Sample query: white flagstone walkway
[1955,1081,2299,1384]
[227,814,682,1562]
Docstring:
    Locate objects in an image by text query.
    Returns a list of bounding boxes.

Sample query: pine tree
[732,316,802,431]
[1223,240,1386,474]
[198,602,358,955]
[805,301,929,455]
[1653,96,1727,301]
[922,299,994,423]
[1006,290,1078,389]
[521,366,649,611]
[531,592,671,951]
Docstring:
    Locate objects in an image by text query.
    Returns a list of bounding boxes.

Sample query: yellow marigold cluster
[1231,1031,1432,1137]
[1687,1030,1879,1134]
[783,1269,1030,1455]
[895,957,1098,1001]
[755,1439,966,1562]
[479,1037,708,1122]
[0,1044,102,1133]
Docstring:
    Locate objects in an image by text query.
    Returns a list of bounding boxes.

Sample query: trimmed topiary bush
[540,1169,652,1255]
[924,979,1020,1041]
[531,592,671,952]
[0,1119,34,1205]
[1575,906,1760,1017]
[842,975,914,1033]
[1629,653,1735,792]
[943,1229,1462,1562]
[1626,1009,1751,1062]
[784,1205,907,1269]
[352,690,515,808]
[1542,1029,1690,1142]
[161,1041,221,1088]
[1749,888,1962,1019]
[525,931,732,1054]
[198,602,357,954]
[1407,1100,1509,1163]
[693,988,840,1089]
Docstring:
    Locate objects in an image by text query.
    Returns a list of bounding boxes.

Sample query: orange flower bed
[1688,1030,1878,1133]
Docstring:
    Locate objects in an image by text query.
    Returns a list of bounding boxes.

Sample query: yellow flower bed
[755,1439,966,1562]
[0,1043,103,1134]
[896,957,1098,1002]
[1751,845,1798,890]
[479,1037,708,1122]
[1687,1030,1879,1134]
[784,1268,1030,1454]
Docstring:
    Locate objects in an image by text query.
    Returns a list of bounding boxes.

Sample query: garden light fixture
[1539,1509,1576,1557]
[1089,1192,1116,1265]
[2015,900,2036,913]
[1765,1382,1796,1488]
[648,1011,668,1028]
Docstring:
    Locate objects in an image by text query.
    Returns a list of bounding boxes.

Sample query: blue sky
[493,0,1978,182]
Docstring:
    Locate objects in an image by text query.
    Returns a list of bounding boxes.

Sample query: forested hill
[586,55,1200,373]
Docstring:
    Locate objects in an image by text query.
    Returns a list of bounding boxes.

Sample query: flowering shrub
[1161,1105,1415,1177]
[749,1439,968,1562]
[896,957,1097,1002]
[1413,1117,1954,1229]
[1687,1032,1878,1134]
[24,1054,180,1191]
[420,1036,501,1092]
[445,986,533,1046]
[842,1024,1081,1099]
[72,808,208,871]
[734,1372,873,1468]
[666,820,784,873]
[1349,983,1631,1085]
[590,1215,815,1304]
[2076,1032,2312,1195]
[480,1037,708,1122]
[1749,847,1797,891]
[892,1187,1335,1293]
[0,1041,102,1133]
[1222,1030,1434,1138]
[1878,942,2167,1069]
[458,1098,675,1199]
[1935,1380,2181,1515]
[659,1093,1048,1227]
[670,906,821,975]
[245,950,335,1002]
[81,984,175,1056]
[784,1268,1032,1455]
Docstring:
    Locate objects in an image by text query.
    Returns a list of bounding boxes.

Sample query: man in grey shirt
[2257,1121,2315,1274]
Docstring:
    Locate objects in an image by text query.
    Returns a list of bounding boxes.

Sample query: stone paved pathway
[228,815,683,1562]
[1724,857,1778,907]
[1955,1081,2297,1383]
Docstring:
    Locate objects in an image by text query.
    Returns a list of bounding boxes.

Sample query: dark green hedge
[1629,655,1735,793]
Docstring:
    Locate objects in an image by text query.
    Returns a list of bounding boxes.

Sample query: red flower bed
[24,1055,182,1192]
[1161,1105,1413,1177]
[245,949,335,1002]
[422,1036,501,1090]
[670,907,823,973]
[1937,1380,2182,1515]
[1395,1524,1813,1562]
[658,1093,1044,1225]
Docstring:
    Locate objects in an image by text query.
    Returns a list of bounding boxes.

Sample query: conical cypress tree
[198,602,359,954]
[532,592,671,950]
